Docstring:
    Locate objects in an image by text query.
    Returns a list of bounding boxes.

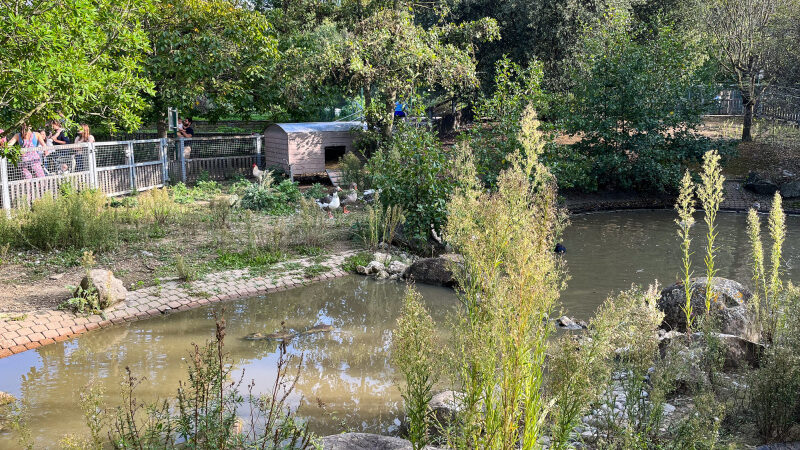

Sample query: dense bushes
[0,186,117,251]
[553,9,720,192]
[240,179,302,215]
[367,124,454,242]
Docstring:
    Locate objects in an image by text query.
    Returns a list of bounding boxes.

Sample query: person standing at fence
[6,124,47,179]
[47,121,71,146]
[74,123,95,172]
[177,117,194,158]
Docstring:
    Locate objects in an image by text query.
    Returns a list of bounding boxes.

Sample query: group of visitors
[1,122,95,179]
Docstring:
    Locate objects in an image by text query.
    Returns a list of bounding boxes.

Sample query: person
[6,124,47,179]
[47,121,71,146]
[394,101,406,118]
[177,117,193,158]
[74,123,95,172]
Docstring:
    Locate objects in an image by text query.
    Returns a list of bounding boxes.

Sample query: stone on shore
[406,254,461,287]
[77,269,127,309]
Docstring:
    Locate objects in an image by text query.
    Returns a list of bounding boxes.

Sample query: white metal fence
[0,135,262,214]
[713,86,800,123]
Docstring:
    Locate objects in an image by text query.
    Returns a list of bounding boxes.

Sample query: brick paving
[0,250,357,359]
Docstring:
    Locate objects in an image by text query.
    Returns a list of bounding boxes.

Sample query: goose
[316,186,342,218]
[341,182,358,213]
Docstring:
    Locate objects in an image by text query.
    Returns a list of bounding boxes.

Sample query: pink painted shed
[263,121,366,176]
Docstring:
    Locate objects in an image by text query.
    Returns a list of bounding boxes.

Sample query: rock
[757,443,800,450]
[376,270,390,280]
[373,252,391,264]
[658,277,757,341]
[0,391,14,406]
[387,261,409,276]
[660,331,763,370]
[780,180,800,198]
[428,391,465,429]
[77,269,127,309]
[322,432,442,450]
[49,273,65,280]
[356,265,368,275]
[406,254,461,287]
[365,261,386,275]
[744,172,779,195]
[556,316,586,330]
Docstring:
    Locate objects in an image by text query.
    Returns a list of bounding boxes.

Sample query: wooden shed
[263,121,366,176]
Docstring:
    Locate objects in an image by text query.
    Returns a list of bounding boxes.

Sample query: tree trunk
[382,90,397,140]
[157,119,168,139]
[742,96,755,142]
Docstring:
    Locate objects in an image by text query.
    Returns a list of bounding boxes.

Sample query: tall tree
[0,0,153,161]
[701,0,790,141]
[143,0,280,136]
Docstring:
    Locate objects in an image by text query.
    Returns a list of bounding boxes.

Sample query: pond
[1,210,799,446]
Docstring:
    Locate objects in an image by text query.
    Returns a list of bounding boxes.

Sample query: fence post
[255,135,263,168]
[127,141,136,192]
[1,157,10,217]
[178,138,186,183]
[160,138,169,184]
[88,142,98,189]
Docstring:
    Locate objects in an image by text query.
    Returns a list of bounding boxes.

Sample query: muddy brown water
[1,210,798,447]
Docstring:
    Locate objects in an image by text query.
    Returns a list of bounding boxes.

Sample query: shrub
[342,251,371,272]
[304,183,327,200]
[1,187,117,251]
[554,9,718,192]
[367,124,453,241]
[138,188,180,227]
[356,203,405,250]
[393,287,438,450]
[240,180,300,215]
[340,152,370,190]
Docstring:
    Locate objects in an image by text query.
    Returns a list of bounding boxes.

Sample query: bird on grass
[252,164,272,186]
[341,183,358,213]
[316,186,342,218]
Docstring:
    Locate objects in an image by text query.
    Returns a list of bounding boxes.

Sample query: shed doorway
[325,145,347,168]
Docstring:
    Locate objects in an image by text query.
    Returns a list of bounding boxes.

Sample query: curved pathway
[0,251,357,359]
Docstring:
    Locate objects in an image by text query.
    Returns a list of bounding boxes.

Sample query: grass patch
[282,262,303,271]
[293,244,324,257]
[304,264,328,278]
[209,249,285,276]
[342,251,372,272]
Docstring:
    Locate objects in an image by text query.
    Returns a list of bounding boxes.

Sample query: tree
[701,0,790,141]
[0,0,153,161]
[142,0,280,136]
[556,9,716,192]
[285,0,498,138]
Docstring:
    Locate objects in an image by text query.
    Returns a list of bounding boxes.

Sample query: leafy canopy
[0,0,153,160]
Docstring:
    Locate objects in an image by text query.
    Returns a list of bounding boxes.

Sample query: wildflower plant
[675,170,696,332]
[696,150,725,318]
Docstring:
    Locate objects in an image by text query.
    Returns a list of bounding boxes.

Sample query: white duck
[340,182,358,214]
[316,186,342,218]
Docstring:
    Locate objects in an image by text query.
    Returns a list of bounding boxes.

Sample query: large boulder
[660,331,763,371]
[780,180,800,199]
[322,433,442,450]
[406,254,461,287]
[77,269,127,309]
[428,391,465,429]
[744,172,779,196]
[658,277,757,341]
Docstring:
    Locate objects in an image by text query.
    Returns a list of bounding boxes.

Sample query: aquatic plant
[697,150,725,319]
[675,170,696,332]
[393,287,438,450]
[446,107,566,448]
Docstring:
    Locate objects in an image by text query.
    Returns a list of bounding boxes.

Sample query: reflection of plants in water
[41,314,316,449]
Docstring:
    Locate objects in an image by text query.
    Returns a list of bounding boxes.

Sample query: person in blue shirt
[394,101,406,118]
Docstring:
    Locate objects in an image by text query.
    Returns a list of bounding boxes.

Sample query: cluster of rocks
[744,171,800,198]
[356,252,415,281]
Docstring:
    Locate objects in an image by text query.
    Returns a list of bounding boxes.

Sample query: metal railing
[711,85,800,123]
[1,134,262,214]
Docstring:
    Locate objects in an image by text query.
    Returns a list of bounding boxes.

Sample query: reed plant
[696,150,725,319]
[393,287,438,450]
[361,202,405,251]
[675,170,696,332]
[445,107,566,448]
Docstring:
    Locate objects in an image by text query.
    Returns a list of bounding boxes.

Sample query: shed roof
[271,121,366,134]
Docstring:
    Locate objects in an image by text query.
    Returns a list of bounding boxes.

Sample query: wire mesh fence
[712,85,800,123]
[1,135,262,213]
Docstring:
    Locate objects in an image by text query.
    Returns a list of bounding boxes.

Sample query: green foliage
[240,180,301,215]
[356,203,405,251]
[367,125,453,241]
[0,0,152,161]
[393,287,438,450]
[445,109,564,448]
[143,0,280,131]
[463,57,546,188]
[176,255,198,282]
[303,264,328,279]
[59,251,102,315]
[676,171,697,332]
[555,9,717,192]
[342,251,372,273]
[0,187,118,251]
[138,188,181,227]
[340,153,369,190]
[304,183,327,200]
[697,150,725,321]
[213,249,283,272]
[171,181,223,204]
